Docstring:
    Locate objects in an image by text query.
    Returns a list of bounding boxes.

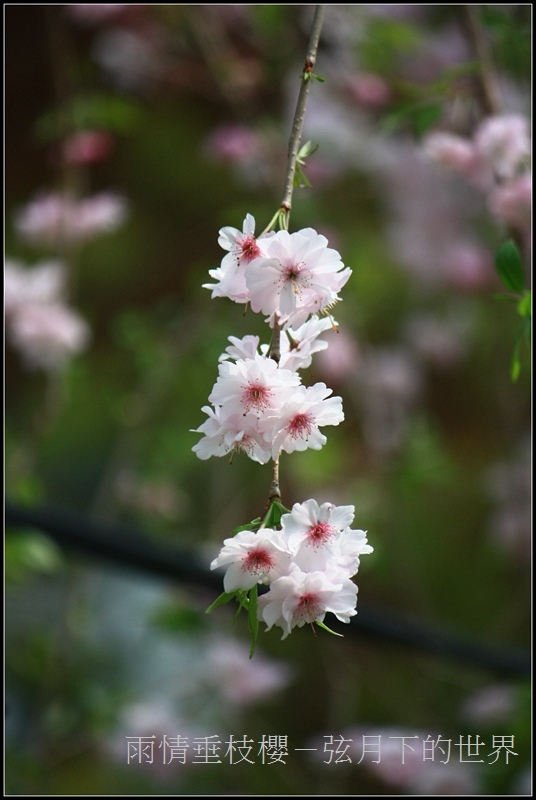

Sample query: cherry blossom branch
[460,5,501,117]
[280,5,326,228]
[268,5,326,366]
[266,6,326,503]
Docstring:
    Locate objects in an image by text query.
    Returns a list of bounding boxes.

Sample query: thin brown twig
[266,5,326,504]
[460,5,501,117]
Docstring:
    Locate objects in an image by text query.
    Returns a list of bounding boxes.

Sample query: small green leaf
[316,620,344,637]
[205,591,237,614]
[231,518,262,536]
[294,165,313,189]
[248,585,259,658]
[262,499,290,529]
[495,240,525,294]
[297,140,318,160]
[518,290,532,318]
[510,317,531,383]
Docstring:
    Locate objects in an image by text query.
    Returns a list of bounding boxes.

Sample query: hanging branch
[266,6,326,504]
[459,5,501,117]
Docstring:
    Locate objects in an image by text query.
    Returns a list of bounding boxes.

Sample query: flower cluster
[204,213,351,327]
[211,500,373,639]
[193,214,372,646]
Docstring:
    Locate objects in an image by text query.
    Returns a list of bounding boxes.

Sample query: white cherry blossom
[209,354,300,417]
[204,214,269,303]
[257,565,358,639]
[211,528,292,592]
[270,382,344,459]
[191,405,272,464]
[245,227,351,327]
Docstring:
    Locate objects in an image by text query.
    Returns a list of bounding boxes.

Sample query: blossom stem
[268,320,281,363]
[279,5,326,230]
[265,6,325,510]
[268,456,281,503]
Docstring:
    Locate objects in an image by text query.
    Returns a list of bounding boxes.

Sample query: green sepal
[205,591,237,614]
[495,240,525,294]
[316,620,344,638]
[247,585,259,659]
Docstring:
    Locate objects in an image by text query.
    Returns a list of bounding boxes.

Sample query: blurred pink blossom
[5,259,65,315]
[403,313,468,368]
[461,683,517,725]
[66,4,133,25]
[9,303,90,371]
[61,130,115,165]
[91,26,166,92]
[308,725,481,794]
[474,115,531,180]
[14,191,127,248]
[423,132,492,191]
[356,347,423,459]
[488,172,532,229]
[315,328,361,383]
[442,242,494,292]
[347,73,392,109]
[202,637,293,707]
[5,259,90,371]
[203,124,262,166]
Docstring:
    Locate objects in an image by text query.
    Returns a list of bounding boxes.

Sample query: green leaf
[231,518,262,536]
[248,585,259,658]
[316,620,344,638]
[510,317,531,383]
[205,591,237,614]
[495,240,525,294]
[518,290,532,319]
[262,499,290,529]
[297,140,319,160]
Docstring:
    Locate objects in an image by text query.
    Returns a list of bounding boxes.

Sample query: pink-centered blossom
[208,354,299,418]
[191,404,272,464]
[211,529,292,592]
[282,499,373,575]
[245,227,351,328]
[258,566,358,639]
[282,499,355,550]
[270,382,344,459]
[204,214,269,304]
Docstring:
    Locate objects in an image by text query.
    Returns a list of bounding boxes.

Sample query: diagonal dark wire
[5,501,530,678]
